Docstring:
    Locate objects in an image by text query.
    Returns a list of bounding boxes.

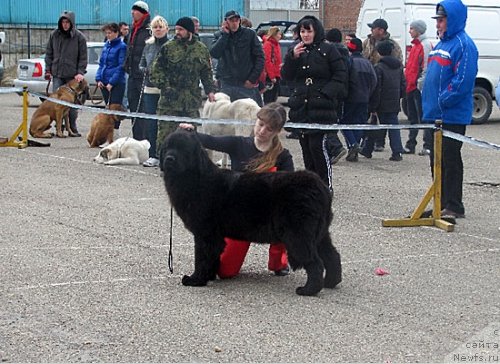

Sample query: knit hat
[132,1,149,14]
[367,18,388,31]
[410,20,427,34]
[175,16,195,34]
[376,40,394,56]
[347,38,363,52]
[326,28,342,43]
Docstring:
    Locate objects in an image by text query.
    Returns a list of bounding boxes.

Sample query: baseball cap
[367,18,388,31]
[224,10,241,20]
[432,5,447,19]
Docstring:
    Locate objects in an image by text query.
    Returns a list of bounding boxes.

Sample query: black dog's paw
[324,276,342,289]
[182,274,208,287]
[295,285,321,296]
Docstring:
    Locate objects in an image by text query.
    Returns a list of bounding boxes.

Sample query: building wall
[251,0,299,9]
[321,0,363,34]
[0,0,245,29]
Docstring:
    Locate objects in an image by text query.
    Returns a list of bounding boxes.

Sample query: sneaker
[374,145,385,152]
[330,147,347,165]
[143,157,160,167]
[345,145,360,162]
[403,147,415,154]
[441,208,465,218]
[216,158,231,167]
[418,148,431,156]
[389,153,403,161]
[420,209,433,218]
[359,149,372,159]
[99,141,110,148]
[69,132,82,137]
[274,266,290,276]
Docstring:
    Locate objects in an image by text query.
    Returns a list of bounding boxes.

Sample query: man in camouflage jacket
[362,18,403,65]
[150,17,215,146]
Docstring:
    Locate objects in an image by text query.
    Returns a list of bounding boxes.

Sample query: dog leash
[129,69,148,137]
[45,78,52,95]
[90,85,104,105]
[168,205,174,273]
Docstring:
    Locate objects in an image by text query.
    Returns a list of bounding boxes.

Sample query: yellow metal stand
[0,87,29,149]
[382,121,454,232]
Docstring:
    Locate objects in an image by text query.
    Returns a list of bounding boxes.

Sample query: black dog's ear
[192,134,213,173]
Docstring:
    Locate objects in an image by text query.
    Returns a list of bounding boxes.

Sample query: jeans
[127,76,147,140]
[429,123,466,215]
[406,89,431,150]
[341,102,368,148]
[362,112,404,155]
[100,83,125,105]
[220,81,263,107]
[52,77,79,132]
[143,93,160,158]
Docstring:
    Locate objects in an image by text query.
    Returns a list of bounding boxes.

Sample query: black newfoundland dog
[160,130,342,296]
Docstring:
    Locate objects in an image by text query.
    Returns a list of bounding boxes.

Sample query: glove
[44,72,51,80]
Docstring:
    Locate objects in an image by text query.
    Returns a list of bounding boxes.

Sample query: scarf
[130,12,149,44]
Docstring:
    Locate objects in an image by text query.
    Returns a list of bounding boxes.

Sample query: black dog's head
[159,130,212,176]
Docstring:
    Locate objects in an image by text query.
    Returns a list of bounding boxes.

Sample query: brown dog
[29,79,89,138]
[86,104,125,147]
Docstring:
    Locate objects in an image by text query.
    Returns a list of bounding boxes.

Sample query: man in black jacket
[124,1,150,140]
[45,10,87,137]
[210,10,264,107]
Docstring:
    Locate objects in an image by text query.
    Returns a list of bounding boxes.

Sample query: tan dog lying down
[201,92,261,167]
[87,104,125,147]
[29,79,89,138]
[93,137,150,165]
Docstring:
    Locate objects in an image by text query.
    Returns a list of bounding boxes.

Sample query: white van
[356,0,500,124]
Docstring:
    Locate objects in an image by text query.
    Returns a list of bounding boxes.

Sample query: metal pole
[21,86,29,147]
[27,22,31,59]
[432,120,443,219]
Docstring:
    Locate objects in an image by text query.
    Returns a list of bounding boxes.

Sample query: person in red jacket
[403,20,433,155]
[262,26,283,104]
[178,102,292,277]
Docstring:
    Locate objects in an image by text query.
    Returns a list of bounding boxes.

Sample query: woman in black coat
[282,16,348,194]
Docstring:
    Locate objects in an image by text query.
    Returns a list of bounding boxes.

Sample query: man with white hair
[403,19,433,155]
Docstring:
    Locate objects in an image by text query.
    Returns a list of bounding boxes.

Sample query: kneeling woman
[179,102,293,277]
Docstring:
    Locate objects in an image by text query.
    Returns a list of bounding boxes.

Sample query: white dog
[201,92,261,167]
[93,137,150,165]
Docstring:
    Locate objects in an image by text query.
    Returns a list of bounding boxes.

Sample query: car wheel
[472,86,492,124]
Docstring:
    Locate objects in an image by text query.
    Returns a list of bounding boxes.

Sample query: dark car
[254,21,297,40]
[277,39,296,97]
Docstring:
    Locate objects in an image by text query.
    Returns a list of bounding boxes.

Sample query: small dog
[201,92,261,167]
[29,79,89,138]
[87,104,125,148]
[93,137,150,165]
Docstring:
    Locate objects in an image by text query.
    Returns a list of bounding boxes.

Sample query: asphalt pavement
[0,92,499,363]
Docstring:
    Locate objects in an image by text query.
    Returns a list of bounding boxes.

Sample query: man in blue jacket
[422,0,478,219]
